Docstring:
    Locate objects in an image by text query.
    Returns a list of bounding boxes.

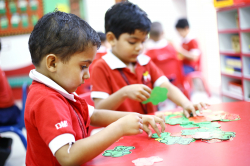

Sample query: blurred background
[1,0,250,165]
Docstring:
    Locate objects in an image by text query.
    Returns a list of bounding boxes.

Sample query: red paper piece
[132,156,163,166]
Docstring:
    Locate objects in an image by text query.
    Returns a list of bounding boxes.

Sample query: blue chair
[0,82,28,149]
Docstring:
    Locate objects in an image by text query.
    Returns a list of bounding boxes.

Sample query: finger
[148,119,161,137]
[142,85,152,94]
[201,102,209,109]
[143,124,152,137]
[139,129,143,133]
[141,89,151,99]
[137,93,148,102]
[154,117,166,133]
[137,113,143,119]
[195,104,202,115]
[157,114,166,123]
[190,106,197,117]
[183,109,190,118]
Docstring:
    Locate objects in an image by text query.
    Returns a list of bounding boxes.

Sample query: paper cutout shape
[142,87,168,105]
[102,146,135,157]
[151,132,195,145]
[151,132,171,139]
[132,156,163,166]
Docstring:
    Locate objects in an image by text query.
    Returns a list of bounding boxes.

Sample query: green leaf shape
[181,128,222,136]
[142,87,168,105]
[151,132,171,139]
[102,146,135,157]
[197,122,221,128]
[159,136,195,145]
[180,123,199,128]
[166,115,191,125]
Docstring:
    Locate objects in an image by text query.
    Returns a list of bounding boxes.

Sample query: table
[84,102,250,166]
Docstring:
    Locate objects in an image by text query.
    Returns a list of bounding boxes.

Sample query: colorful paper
[151,132,195,145]
[142,87,168,105]
[132,156,163,166]
[102,146,135,157]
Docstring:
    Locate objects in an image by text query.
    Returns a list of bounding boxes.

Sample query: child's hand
[116,113,144,136]
[141,114,166,138]
[122,84,151,102]
[182,102,210,118]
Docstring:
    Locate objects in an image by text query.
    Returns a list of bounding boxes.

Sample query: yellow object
[231,35,240,53]
[214,0,234,8]
[57,3,70,13]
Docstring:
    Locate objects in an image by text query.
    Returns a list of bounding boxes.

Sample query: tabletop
[84,101,250,166]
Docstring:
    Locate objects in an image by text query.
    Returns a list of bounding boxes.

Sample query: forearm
[179,48,198,61]
[94,88,127,110]
[90,109,133,127]
[160,82,191,108]
[56,122,123,165]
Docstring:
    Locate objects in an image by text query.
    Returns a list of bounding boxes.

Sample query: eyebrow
[81,60,92,63]
[129,36,148,40]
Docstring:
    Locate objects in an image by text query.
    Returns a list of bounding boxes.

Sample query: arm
[160,81,208,117]
[178,47,199,61]
[94,84,151,110]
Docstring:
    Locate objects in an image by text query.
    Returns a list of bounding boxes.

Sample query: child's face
[176,28,189,38]
[54,46,97,93]
[112,30,148,65]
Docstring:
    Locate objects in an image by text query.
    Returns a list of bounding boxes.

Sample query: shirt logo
[55,120,68,130]
[143,71,151,84]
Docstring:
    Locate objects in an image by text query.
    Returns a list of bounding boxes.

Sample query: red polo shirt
[25,70,93,166]
[0,68,14,108]
[181,33,201,69]
[90,52,168,114]
[145,39,178,77]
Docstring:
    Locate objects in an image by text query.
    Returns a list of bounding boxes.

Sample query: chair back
[79,92,94,106]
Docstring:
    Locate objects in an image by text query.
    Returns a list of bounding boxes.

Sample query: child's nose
[135,43,143,51]
[83,69,90,80]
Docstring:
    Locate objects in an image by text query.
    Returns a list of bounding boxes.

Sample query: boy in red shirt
[175,18,201,75]
[91,2,208,117]
[25,11,165,166]
[0,39,20,126]
[145,22,178,79]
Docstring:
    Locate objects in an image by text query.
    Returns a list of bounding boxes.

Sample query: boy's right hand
[122,84,151,102]
[116,113,144,136]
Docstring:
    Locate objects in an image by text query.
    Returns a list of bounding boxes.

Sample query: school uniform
[181,33,201,74]
[90,51,168,114]
[25,70,94,166]
[145,39,178,76]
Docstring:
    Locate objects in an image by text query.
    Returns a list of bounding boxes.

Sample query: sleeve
[90,61,112,99]
[33,94,76,155]
[189,39,201,56]
[148,61,169,87]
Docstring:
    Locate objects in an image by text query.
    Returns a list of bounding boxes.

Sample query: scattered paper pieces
[151,132,195,145]
[142,87,168,105]
[132,156,163,166]
[102,146,135,157]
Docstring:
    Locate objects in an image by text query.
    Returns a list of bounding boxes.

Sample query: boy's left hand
[182,102,210,118]
[141,114,166,138]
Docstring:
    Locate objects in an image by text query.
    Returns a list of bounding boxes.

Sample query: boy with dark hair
[25,10,165,165]
[91,2,207,117]
[175,18,201,75]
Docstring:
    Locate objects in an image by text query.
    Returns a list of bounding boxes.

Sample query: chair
[0,82,28,149]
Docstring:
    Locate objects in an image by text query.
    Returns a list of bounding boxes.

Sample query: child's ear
[45,54,59,72]
[106,32,116,47]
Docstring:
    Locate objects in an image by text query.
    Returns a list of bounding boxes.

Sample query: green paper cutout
[197,122,221,128]
[159,136,195,145]
[180,123,199,128]
[102,146,135,157]
[151,132,171,139]
[166,114,190,125]
[142,87,168,105]
[181,128,222,136]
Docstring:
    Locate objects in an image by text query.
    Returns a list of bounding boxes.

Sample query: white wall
[84,0,115,33]
[0,34,32,71]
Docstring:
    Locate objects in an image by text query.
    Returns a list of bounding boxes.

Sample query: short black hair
[97,32,106,42]
[29,10,101,66]
[150,22,163,38]
[175,18,189,29]
[105,2,151,39]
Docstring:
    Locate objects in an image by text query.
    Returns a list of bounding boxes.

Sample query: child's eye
[128,41,136,45]
[81,65,88,70]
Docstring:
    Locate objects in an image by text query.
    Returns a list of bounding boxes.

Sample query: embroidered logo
[55,120,68,130]
[143,71,151,84]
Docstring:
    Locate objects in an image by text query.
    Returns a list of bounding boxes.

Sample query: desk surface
[84,102,250,166]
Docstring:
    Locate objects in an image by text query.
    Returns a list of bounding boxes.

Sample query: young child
[25,11,165,166]
[0,39,20,126]
[145,22,179,79]
[91,2,207,117]
[175,18,201,75]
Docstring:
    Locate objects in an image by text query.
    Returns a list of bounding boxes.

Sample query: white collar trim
[29,69,77,102]
[97,45,107,53]
[182,32,195,44]
[145,39,168,50]
[102,51,150,70]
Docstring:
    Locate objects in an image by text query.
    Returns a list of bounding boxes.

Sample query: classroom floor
[2,91,221,166]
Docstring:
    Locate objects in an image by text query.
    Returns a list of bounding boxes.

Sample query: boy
[25,11,165,166]
[175,18,201,75]
[145,22,178,79]
[91,2,207,117]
